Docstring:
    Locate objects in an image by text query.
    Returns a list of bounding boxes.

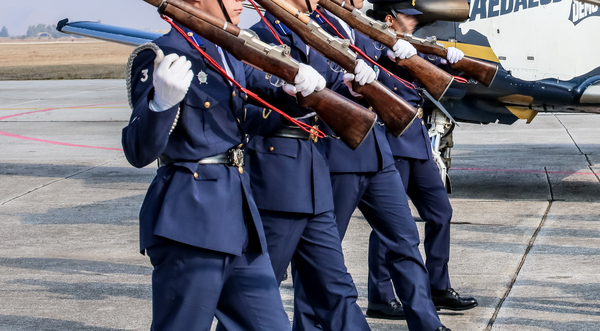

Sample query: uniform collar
[265,12,292,36]
[184,27,205,47]
[311,10,326,24]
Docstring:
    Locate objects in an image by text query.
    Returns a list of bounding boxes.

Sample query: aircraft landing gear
[428,109,455,193]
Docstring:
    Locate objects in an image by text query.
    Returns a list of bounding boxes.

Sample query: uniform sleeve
[122,48,180,168]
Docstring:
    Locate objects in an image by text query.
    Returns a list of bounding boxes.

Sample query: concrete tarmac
[0,80,598,331]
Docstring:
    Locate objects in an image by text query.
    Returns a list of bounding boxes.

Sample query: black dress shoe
[431,288,478,311]
[434,326,451,331]
[366,299,405,319]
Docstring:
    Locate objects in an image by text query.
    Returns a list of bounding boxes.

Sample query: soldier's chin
[231,10,242,25]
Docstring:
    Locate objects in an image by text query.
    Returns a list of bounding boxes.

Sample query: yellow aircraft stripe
[505,106,538,124]
[438,41,500,63]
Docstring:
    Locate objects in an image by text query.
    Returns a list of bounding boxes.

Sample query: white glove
[151,53,194,111]
[283,63,326,97]
[387,39,417,60]
[343,73,362,98]
[446,47,464,64]
[342,60,377,97]
[353,59,376,85]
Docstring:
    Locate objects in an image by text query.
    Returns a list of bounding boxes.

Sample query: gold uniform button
[204,102,210,108]
[232,91,236,97]
[238,167,244,174]
[275,20,280,24]
[193,172,199,179]
[269,147,274,152]
[238,144,243,148]
[421,121,424,125]
[393,87,397,91]
[314,116,319,121]
[187,32,194,37]
[316,14,320,18]
[245,94,248,100]
[375,55,378,59]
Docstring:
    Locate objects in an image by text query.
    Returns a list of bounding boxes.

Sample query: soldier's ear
[384,15,395,25]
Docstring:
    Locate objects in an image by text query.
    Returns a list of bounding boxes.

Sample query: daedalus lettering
[469,0,600,25]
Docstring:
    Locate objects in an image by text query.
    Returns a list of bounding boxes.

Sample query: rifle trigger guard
[266,73,285,87]
[327,61,345,73]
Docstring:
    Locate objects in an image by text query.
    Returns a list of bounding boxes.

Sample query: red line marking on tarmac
[451,167,596,176]
[0,102,126,151]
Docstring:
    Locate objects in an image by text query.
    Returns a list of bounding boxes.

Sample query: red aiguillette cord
[161,15,325,138]
[453,76,468,84]
[248,0,285,46]
[313,9,416,90]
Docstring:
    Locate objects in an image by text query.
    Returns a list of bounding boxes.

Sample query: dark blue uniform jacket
[122,24,281,256]
[245,13,348,214]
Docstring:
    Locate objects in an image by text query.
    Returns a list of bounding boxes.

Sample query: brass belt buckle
[309,125,319,143]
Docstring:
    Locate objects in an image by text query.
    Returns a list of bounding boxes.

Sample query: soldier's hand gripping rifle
[141,0,377,150]
[252,0,418,136]
[318,0,499,89]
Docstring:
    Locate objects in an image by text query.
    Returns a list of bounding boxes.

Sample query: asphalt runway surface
[0,80,598,331]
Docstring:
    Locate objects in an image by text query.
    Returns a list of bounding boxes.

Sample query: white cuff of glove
[446,47,464,64]
[152,53,194,111]
[149,99,167,112]
[390,39,417,60]
[343,73,362,98]
[285,63,326,97]
[353,60,376,86]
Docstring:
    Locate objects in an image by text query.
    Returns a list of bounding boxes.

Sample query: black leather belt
[158,147,244,168]
[268,126,311,140]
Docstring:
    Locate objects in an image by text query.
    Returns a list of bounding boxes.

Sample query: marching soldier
[366,0,478,317]
[121,0,325,329]
[289,0,451,330]
[236,0,379,330]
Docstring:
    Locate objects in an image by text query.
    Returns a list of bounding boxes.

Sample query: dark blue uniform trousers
[368,157,452,305]
[260,209,370,331]
[295,165,442,331]
[147,240,291,331]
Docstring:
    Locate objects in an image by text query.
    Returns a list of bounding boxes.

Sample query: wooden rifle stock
[320,0,498,89]
[142,0,376,149]
[253,0,417,136]
[411,44,498,87]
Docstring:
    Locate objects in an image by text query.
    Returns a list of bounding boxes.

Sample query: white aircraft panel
[459,0,600,81]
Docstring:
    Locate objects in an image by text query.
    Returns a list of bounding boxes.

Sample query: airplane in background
[56,0,600,186]
[416,0,600,127]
